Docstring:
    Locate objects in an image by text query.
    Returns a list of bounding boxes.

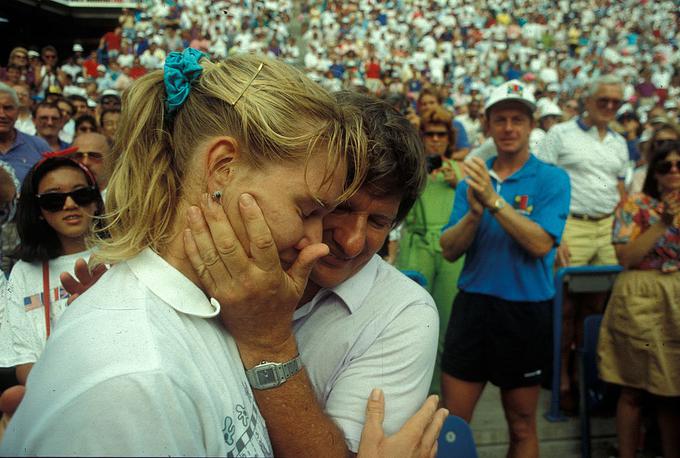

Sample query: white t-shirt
[2,250,91,366]
[1,248,272,457]
[295,255,438,452]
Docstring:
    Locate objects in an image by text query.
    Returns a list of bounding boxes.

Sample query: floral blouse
[612,193,680,273]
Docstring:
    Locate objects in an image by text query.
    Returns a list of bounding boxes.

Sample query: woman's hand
[60,259,109,305]
[183,193,328,357]
[358,389,449,458]
[661,191,680,228]
[438,161,459,188]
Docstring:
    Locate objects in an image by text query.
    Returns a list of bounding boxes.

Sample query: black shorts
[441,290,551,389]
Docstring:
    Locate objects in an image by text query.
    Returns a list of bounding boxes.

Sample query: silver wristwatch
[245,355,303,390]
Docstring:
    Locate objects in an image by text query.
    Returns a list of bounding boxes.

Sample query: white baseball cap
[484,80,536,114]
[73,44,84,53]
[538,101,563,118]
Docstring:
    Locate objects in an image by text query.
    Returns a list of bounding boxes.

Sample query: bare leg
[441,373,485,423]
[617,387,643,458]
[501,385,540,458]
[656,396,680,458]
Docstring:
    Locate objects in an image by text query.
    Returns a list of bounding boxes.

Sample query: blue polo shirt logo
[513,194,533,215]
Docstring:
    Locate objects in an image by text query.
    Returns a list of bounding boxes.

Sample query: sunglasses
[655,160,680,175]
[70,151,104,162]
[423,131,448,138]
[36,187,99,212]
[595,97,623,110]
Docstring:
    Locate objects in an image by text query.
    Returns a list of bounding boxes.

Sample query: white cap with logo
[484,80,536,114]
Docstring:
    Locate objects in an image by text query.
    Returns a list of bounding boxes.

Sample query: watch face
[257,368,277,385]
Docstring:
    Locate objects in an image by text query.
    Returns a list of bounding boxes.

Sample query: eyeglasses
[70,151,104,162]
[36,187,99,212]
[423,131,448,139]
[654,160,680,175]
[652,139,680,152]
[595,97,623,110]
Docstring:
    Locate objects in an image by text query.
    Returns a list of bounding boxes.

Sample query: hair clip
[231,62,264,106]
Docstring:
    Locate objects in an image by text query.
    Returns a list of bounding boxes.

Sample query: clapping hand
[462,158,497,209]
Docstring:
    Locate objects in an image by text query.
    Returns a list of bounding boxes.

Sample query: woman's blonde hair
[95,54,367,263]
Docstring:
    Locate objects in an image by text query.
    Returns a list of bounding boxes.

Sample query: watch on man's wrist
[245,355,303,390]
[488,197,506,214]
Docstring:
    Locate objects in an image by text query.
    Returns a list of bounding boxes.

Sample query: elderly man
[70,132,111,191]
[536,74,629,409]
[33,102,69,152]
[0,83,49,184]
[440,80,570,458]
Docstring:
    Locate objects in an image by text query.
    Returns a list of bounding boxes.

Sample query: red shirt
[102,31,122,51]
[365,62,381,79]
[83,59,99,78]
[129,66,147,79]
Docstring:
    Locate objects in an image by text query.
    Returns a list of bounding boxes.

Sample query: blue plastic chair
[578,314,606,458]
[546,265,622,422]
[401,269,428,288]
[437,415,478,458]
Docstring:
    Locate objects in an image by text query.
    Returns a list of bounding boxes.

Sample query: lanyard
[42,261,51,338]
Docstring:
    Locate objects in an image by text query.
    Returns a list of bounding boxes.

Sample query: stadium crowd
[0,0,678,457]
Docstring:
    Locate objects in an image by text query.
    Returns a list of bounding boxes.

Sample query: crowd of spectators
[0,0,679,456]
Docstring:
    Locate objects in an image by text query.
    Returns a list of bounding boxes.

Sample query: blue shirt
[444,154,571,301]
[452,120,470,149]
[1,130,49,185]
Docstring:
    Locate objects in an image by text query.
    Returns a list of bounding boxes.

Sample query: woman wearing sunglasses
[3,157,102,379]
[396,106,465,395]
[597,140,680,458]
[630,121,680,193]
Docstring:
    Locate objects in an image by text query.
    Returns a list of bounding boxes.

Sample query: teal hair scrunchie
[164,48,206,115]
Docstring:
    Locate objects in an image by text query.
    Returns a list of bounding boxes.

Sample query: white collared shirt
[293,255,438,452]
[536,118,629,216]
[1,248,272,457]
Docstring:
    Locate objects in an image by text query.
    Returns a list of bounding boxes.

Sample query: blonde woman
[1,50,368,456]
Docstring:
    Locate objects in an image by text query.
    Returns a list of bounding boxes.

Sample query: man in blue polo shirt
[0,83,49,185]
[439,80,570,458]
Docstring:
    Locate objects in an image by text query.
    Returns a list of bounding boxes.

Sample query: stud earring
[211,190,222,202]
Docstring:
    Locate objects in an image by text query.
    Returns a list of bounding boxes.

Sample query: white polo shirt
[536,118,629,216]
[1,248,272,457]
[294,255,438,452]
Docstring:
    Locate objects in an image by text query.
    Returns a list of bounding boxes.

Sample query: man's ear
[204,136,240,191]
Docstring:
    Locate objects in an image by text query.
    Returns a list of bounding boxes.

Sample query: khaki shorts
[562,216,617,266]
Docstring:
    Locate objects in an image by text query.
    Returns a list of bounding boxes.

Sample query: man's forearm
[492,205,553,257]
[440,212,481,261]
[239,341,349,458]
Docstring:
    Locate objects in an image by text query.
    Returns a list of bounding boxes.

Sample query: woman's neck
[159,228,204,292]
[59,236,87,256]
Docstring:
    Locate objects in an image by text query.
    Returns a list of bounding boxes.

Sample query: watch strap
[245,354,303,390]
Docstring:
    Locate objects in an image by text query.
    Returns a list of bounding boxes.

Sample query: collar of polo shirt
[127,247,220,318]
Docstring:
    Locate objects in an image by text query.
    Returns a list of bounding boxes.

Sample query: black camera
[426,154,443,173]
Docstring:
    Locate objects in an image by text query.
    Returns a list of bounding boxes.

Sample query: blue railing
[545,265,623,422]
